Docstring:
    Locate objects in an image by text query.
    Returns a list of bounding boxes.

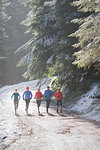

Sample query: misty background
[0,0,31,85]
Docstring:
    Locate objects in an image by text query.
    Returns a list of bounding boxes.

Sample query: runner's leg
[25,100,28,114]
[46,99,51,113]
[57,101,59,113]
[14,100,17,115]
[37,100,41,114]
[60,100,62,113]
[26,100,29,110]
[16,100,18,109]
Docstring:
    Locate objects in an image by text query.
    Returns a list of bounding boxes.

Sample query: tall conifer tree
[70,0,100,72]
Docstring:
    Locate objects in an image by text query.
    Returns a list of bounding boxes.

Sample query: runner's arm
[11,93,14,99]
[22,92,25,100]
[54,92,57,98]
[41,92,43,97]
[18,93,21,100]
[61,92,63,99]
[44,91,46,98]
[51,90,53,97]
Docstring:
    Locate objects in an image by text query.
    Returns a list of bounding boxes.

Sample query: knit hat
[26,87,29,89]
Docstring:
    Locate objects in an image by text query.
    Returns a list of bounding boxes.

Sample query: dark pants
[46,99,51,112]
[57,100,62,106]
[25,99,30,110]
[36,100,41,108]
[36,100,41,114]
[14,100,19,112]
[57,100,62,113]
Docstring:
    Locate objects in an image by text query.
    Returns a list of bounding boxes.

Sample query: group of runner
[11,86,63,115]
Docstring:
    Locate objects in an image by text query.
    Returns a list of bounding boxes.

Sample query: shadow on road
[48,113,56,117]
[58,113,68,117]
[15,113,20,117]
[39,113,45,117]
[27,114,35,117]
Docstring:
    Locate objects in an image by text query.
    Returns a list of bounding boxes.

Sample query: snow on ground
[0,79,100,150]
[69,83,100,122]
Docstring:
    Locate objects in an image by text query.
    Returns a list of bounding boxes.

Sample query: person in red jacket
[54,88,63,113]
[34,89,43,114]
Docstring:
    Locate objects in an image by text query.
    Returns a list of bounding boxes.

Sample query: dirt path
[0,81,100,150]
[3,101,100,150]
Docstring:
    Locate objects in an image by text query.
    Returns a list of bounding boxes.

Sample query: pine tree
[17,0,88,95]
[0,0,10,49]
[0,0,11,83]
[70,0,100,72]
[17,0,95,100]
[17,0,57,79]
[17,0,80,80]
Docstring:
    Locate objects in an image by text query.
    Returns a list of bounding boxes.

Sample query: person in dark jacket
[23,87,32,114]
[11,89,20,115]
[44,86,53,113]
[34,88,43,114]
[54,88,63,113]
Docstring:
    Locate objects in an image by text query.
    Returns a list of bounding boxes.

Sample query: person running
[54,88,63,113]
[11,89,21,115]
[23,87,32,114]
[34,89,43,114]
[44,86,53,113]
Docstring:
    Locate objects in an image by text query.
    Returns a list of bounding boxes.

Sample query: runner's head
[47,86,50,90]
[15,89,18,93]
[58,88,61,91]
[26,87,29,91]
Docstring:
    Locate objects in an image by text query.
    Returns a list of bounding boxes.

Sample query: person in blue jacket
[23,87,32,114]
[44,86,53,113]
